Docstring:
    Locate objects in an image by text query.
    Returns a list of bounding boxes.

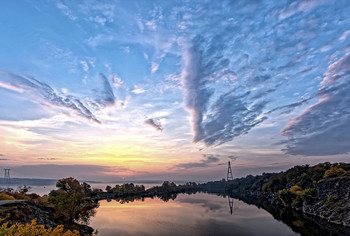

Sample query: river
[89,192,300,236]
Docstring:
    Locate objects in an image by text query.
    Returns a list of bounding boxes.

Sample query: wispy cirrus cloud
[181,40,268,146]
[37,157,58,161]
[0,153,7,161]
[86,34,114,48]
[12,164,133,181]
[56,1,77,21]
[179,0,350,148]
[0,71,100,124]
[80,1,115,26]
[282,53,350,155]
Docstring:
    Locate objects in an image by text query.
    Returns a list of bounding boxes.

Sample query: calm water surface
[89,193,299,236]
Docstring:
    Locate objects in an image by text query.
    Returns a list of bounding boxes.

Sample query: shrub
[290,185,302,194]
[291,195,304,208]
[278,187,317,207]
[0,193,15,200]
[324,167,346,178]
[327,195,337,203]
[301,188,317,204]
[0,220,80,236]
[278,189,294,206]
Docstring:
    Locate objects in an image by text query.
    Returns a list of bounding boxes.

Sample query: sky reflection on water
[89,193,298,236]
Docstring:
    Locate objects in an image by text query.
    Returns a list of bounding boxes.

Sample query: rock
[317,176,350,200]
[0,201,93,235]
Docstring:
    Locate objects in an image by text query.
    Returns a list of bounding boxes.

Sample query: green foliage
[161,181,177,191]
[291,195,304,208]
[301,188,317,204]
[55,177,84,194]
[278,189,294,206]
[110,183,145,194]
[0,220,80,236]
[262,174,286,192]
[49,178,98,224]
[278,187,317,207]
[82,183,93,197]
[261,162,349,194]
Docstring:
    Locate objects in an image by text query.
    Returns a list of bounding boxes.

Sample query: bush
[0,193,15,200]
[290,185,302,194]
[301,188,317,204]
[291,195,304,208]
[327,195,337,203]
[278,189,294,206]
[278,186,317,207]
[0,220,80,236]
[324,167,346,178]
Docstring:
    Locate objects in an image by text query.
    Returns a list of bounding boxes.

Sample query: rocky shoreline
[258,176,350,227]
[303,176,350,227]
[0,200,94,235]
[1,163,349,235]
[199,163,350,233]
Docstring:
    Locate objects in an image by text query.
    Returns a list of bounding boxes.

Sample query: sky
[0,0,350,182]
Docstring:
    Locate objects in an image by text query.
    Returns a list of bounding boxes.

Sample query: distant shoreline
[0,178,57,186]
[0,178,191,187]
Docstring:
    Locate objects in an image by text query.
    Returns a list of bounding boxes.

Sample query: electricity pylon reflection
[228,196,234,214]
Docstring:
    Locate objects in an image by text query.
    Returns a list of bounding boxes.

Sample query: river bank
[199,162,350,229]
[1,162,349,235]
[0,200,94,235]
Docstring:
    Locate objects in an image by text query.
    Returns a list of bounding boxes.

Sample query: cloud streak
[178,0,350,148]
[181,41,268,146]
[95,73,116,107]
[174,154,228,169]
[282,53,350,155]
[11,164,132,180]
[144,118,163,131]
[0,71,100,123]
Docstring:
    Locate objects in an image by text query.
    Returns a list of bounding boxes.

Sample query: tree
[49,178,98,224]
[105,185,112,193]
[324,167,346,178]
[82,182,92,196]
[18,185,32,194]
[56,177,84,194]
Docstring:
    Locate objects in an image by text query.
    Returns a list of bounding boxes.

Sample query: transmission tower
[227,161,233,181]
[4,169,10,179]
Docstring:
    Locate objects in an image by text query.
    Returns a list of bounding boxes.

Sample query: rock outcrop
[0,201,94,235]
[302,176,350,227]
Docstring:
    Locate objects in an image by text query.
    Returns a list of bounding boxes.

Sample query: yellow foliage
[323,167,346,179]
[0,193,15,200]
[12,192,29,200]
[34,195,50,207]
[0,220,80,236]
[290,185,302,194]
